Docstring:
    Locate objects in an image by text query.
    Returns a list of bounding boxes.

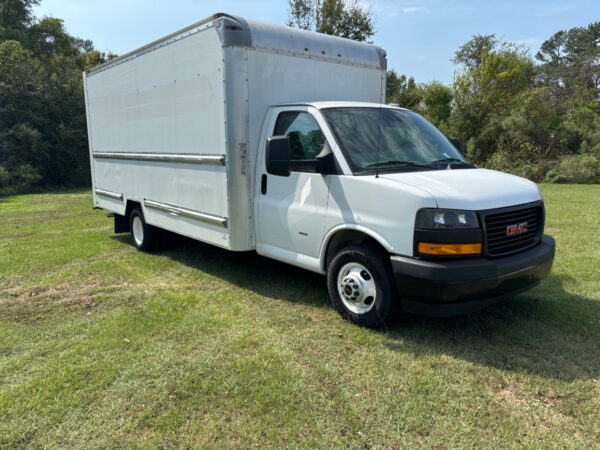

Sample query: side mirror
[266,136,291,177]
[450,138,463,154]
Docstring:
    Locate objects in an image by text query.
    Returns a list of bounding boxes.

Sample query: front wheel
[327,244,401,328]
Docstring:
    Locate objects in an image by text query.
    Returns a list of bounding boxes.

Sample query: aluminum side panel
[85,26,231,249]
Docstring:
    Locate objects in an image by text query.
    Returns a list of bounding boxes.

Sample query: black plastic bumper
[391,235,555,317]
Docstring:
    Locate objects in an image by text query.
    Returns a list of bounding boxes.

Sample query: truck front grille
[483,204,543,257]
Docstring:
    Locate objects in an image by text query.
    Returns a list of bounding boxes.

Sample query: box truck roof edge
[85,13,387,78]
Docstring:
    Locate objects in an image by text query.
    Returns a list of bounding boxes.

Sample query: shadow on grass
[386,276,600,380]
[111,232,329,309]
[114,232,600,381]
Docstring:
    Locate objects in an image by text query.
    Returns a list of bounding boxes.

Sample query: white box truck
[84,13,555,327]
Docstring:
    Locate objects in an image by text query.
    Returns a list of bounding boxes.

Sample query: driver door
[256,107,332,269]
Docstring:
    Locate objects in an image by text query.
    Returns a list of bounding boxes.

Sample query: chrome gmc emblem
[506,222,528,236]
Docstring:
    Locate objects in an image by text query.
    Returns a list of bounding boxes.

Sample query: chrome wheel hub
[337,262,376,314]
[132,216,144,246]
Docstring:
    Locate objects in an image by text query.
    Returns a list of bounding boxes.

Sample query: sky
[33,0,599,84]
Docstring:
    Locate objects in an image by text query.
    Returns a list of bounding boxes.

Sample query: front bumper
[391,234,555,317]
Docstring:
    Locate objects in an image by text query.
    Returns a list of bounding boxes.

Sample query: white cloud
[402,6,430,14]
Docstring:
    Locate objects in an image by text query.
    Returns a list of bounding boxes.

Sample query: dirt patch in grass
[0,282,103,323]
[1,233,35,239]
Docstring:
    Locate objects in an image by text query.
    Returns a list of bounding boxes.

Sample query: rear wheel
[327,244,401,328]
[129,207,159,252]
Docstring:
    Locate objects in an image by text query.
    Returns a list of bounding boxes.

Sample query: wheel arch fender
[320,225,394,272]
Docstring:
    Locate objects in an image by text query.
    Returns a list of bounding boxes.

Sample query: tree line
[0,0,598,193]
[387,28,600,184]
[0,0,113,193]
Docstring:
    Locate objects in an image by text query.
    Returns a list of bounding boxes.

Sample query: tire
[129,207,159,252]
[327,244,401,328]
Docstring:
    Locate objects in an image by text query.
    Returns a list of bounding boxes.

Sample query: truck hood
[380,168,541,210]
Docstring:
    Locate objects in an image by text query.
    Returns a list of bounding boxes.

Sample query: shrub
[0,165,9,188]
[483,151,556,182]
[545,155,600,184]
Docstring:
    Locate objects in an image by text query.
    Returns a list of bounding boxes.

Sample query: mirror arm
[289,155,334,174]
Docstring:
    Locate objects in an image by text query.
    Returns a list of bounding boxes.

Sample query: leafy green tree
[0,0,38,41]
[288,0,374,42]
[451,39,534,162]
[385,70,421,109]
[452,34,498,71]
[537,22,600,100]
[420,81,453,128]
[0,0,114,192]
[0,39,40,127]
[288,0,317,30]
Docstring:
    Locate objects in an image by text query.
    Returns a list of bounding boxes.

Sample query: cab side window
[274,112,326,161]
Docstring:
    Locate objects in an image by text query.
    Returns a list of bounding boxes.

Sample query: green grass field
[1,185,599,448]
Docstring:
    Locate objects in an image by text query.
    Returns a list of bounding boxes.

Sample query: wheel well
[115,200,141,233]
[323,230,388,271]
[125,200,141,220]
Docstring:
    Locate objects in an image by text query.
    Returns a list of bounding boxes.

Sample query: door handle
[261,174,267,195]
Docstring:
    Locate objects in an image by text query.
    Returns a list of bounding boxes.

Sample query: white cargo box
[84,13,386,251]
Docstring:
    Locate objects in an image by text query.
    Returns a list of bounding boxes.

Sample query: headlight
[415,209,479,229]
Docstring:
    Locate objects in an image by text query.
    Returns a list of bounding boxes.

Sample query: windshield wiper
[428,158,475,167]
[365,160,435,169]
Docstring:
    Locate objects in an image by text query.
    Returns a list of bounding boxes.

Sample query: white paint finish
[256,243,324,274]
[380,169,542,211]
[320,223,395,255]
[255,106,332,261]
[143,206,231,250]
[86,27,226,156]
[93,159,228,217]
[323,175,437,258]
[85,25,232,248]
[96,196,127,216]
[258,171,332,258]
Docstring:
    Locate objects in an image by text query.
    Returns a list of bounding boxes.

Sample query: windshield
[321,107,470,173]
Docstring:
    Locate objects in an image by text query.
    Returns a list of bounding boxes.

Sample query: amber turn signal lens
[418,242,482,255]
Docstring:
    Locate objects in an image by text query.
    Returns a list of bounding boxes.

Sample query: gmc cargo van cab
[83,13,555,327]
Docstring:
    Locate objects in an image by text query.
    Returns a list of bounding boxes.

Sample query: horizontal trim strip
[95,188,123,200]
[144,199,227,228]
[93,152,226,165]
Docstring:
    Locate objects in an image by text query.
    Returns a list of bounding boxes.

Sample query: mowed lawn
[0,185,599,448]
